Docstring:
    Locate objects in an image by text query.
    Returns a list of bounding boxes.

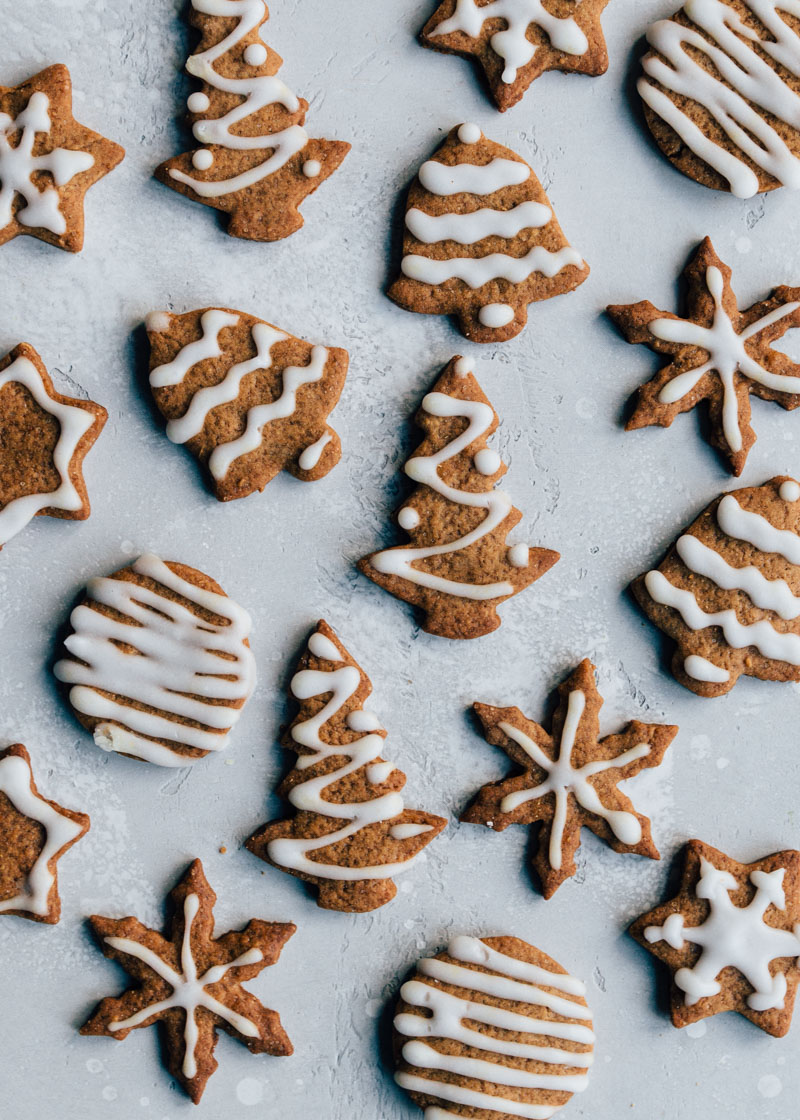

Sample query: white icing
[717,493,800,563]
[0,752,85,917]
[150,309,239,388]
[0,91,94,235]
[677,533,800,619]
[645,856,800,1010]
[307,631,341,661]
[479,303,516,328]
[397,506,420,531]
[243,42,268,66]
[367,761,395,785]
[650,266,800,454]
[684,654,731,683]
[369,391,521,600]
[639,0,800,198]
[432,0,589,83]
[168,0,309,198]
[54,553,256,766]
[145,311,173,333]
[298,431,331,471]
[346,710,382,732]
[187,91,211,113]
[390,823,435,840]
[302,159,321,178]
[191,149,214,171]
[508,543,530,568]
[457,122,482,143]
[266,629,433,880]
[454,357,473,377]
[418,156,529,196]
[781,479,800,502]
[474,448,501,475]
[403,245,583,289]
[405,200,551,244]
[498,692,650,870]
[0,353,96,547]
[395,935,592,1120]
[106,892,263,1077]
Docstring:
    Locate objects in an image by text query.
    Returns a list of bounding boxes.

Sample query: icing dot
[192,149,214,171]
[780,480,800,502]
[398,506,420,531]
[508,543,529,568]
[685,1020,707,1038]
[236,1079,264,1106]
[458,122,482,144]
[474,448,501,475]
[346,710,382,732]
[758,1075,782,1099]
[243,43,268,66]
[303,159,321,178]
[478,303,515,328]
[454,356,473,378]
[145,311,172,334]
[187,91,210,113]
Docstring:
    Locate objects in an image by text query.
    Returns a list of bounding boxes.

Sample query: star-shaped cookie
[0,743,89,924]
[0,64,124,252]
[630,840,800,1037]
[420,0,611,111]
[462,659,676,898]
[608,238,800,475]
[82,860,295,1103]
[0,342,107,551]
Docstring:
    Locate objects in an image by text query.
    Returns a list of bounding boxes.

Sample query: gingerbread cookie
[631,840,800,1036]
[394,934,594,1119]
[54,552,256,767]
[462,660,676,897]
[82,859,294,1103]
[246,621,446,913]
[609,238,800,475]
[0,64,123,251]
[634,476,800,696]
[0,744,89,924]
[155,0,350,240]
[389,125,588,342]
[0,343,107,552]
[421,0,612,111]
[638,2,800,198]
[146,307,347,500]
[358,357,559,639]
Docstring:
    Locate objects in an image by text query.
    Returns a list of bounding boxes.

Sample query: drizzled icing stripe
[266,637,433,880]
[639,0,800,198]
[168,0,309,198]
[0,91,95,234]
[419,156,530,196]
[431,0,589,83]
[402,245,584,289]
[497,692,650,870]
[677,533,800,619]
[717,493,800,563]
[369,391,522,600]
[0,354,96,547]
[395,935,592,1120]
[54,553,256,767]
[106,893,263,1078]
[0,752,85,917]
[405,200,551,244]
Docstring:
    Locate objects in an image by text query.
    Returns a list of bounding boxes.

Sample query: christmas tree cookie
[246,621,446,913]
[54,553,256,767]
[82,860,295,1103]
[0,744,89,924]
[462,660,676,897]
[637,1,800,198]
[631,840,800,1036]
[634,476,800,696]
[609,238,800,475]
[146,308,348,501]
[0,343,107,552]
[358,357,559,639]
[421,0,612,111]
[155,0,350,240]
[394,934,594,1119]
[389,124,588,342]
[0,64,124,251]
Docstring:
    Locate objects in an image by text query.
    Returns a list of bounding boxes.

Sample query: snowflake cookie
[146,307,348,500]
[54,553,256,767]
[394,934,594,1120]
[631,840,800,1036]
[82,859,295,1102]
[246,621,446,913]
[155,0,350,240]
[0,744,89,924]
[0,64,123,251]
[634,476,800,696]
[609,238,800,475]
[0,342,107,552]
[462,660,676,897]
[389,124,588,343]
[358,357,560,638]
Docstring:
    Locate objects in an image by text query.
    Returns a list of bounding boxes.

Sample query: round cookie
[394,934,594,1120]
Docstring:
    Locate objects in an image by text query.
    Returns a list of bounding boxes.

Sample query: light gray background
[1,1,799,1117]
